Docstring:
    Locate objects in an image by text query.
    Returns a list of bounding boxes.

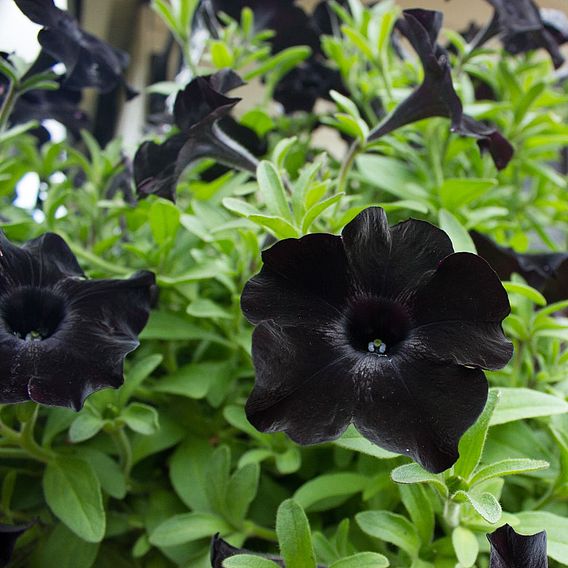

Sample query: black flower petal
[353,355,488,473]
[369,9,514,170]
[134,70,257,201]
[487,524,548,568]
[486,0,566,69]
[241,207,512,472]
[210,534,286,568]
[246,322,355,445]
[274,58,346,114]
[0,232,155,410]
[14,0,134,94]
[0,522,34,567]
[471,230,568,303]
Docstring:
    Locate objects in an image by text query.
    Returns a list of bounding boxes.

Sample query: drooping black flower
[481,0,566,69]
[210,534,285,568]
[0,232,155,410]
[368,9,514,170]
[241,207,512,473]
[274,58,346,114]
[133,69,258,201]
[13,0,135,95]
[0,522,33,567]
[472,231,568,303]
[487,524,548,568]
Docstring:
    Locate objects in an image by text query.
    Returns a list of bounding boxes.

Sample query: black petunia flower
[472,231,568,304]
[0,232,155,410]
[241,207,512,473]
[274,58,346,114]
[133,69,258,201]
[13,0,134,95]
[0,522,33,567]
[480,0,566,69]
[368,9,514,171]
[487,524,548,568]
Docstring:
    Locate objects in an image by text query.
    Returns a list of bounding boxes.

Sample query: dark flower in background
[274,58,346,114]
[210,534,285,568]
[0,522,33,567]
[241,207,512,473]
[0,232,155,410]
[472,231,568,303]
[482,0,566,69]
[13,0,135,96]
[487,524,548,568]
[369,9,514,171]
[134,69,258,201]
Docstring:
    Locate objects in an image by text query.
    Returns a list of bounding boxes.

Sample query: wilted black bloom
[472,231,568,303]
[241,207,512,473]
[274,58,346,114]
[482,0,566,69]
[0,522,33,567]
[369,9,514,170]
[134,69,258,201]
[487,524,548,568]
[0,232,155,410]
[14,0,134,94]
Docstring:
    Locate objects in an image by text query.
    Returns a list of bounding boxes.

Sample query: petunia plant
[0,0,567,566]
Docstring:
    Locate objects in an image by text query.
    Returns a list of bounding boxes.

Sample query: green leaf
[40,524,99,568]
[276,499,316,568]
[257,161,291,220]
[334,426,397,459]
[399,484,434,545]
[503,282,547,306]
[302,194,344,233]
[186,298,232,319]
[491,388,568,425]
[390,463,448,497]
[149,512,231,546]
[119,354,163,406]
[293,473,369,512]
[206,446,231,515]
[454,390,498,480]
[452,527,478,568]
[43,456,106,543]
[515,511,568,564]
[149,198,181,244]
[244,46,311,81]
[438,178,497,210]
[223,556,281,568]
[211,40,234,68]
[69,412,104,443]
[329,552,390,568]
[438,209,476,253]
[122,403,159,435]
[141,311,228,344]
[469,459,549,486]
[357,511,420,558]
[248,214,299,239]
[154,361,230,399]
[226,463,260,524]
[455,491,502,524]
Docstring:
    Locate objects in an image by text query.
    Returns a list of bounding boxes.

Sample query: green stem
[0,408,53,463]
[0,79,17,133]
[0,448,29,459]
[337,140,361,195]
[112,428,133,479]
[243,520,278,542]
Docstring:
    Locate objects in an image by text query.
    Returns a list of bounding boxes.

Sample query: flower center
[345,297,411,356]
[1,287,67,342]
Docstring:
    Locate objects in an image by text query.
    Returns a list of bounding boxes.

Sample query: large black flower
[368,9,514,171]
[133,69,258,201]
[0,232,155,410]
[0,522,33,567]
[481,0,566,69]
[13,0,134,95]
[241,207,512,473]
[487,524,548,568]
[472,231,568,304]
